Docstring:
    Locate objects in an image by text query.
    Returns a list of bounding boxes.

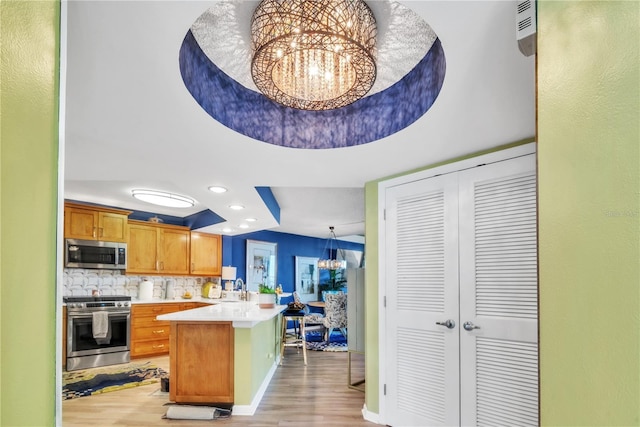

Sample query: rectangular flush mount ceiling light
[131,189,195,208]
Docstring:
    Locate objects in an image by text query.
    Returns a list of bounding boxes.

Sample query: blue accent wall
[221,230,364,294]
[255,186,280,223]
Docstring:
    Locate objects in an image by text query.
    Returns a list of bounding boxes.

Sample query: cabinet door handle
[99,227,103,238]
[152,307,162,312]
[152,344,165,349]
[156,260,159,271]
[192,262,195,271]
[152,329,165,334]
[93,227,97,238]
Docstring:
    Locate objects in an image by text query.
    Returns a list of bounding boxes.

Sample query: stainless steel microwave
[64,239,127,270]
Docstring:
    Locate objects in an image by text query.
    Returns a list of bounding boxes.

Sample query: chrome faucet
[236,278,247,301]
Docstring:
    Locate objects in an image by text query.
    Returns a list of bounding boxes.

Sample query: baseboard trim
[231,361,278,416]
[362,403,380,424]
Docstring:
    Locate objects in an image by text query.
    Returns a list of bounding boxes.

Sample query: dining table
[306,301,325,309]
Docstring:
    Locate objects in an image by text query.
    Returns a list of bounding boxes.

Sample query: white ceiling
[62,0,535,240]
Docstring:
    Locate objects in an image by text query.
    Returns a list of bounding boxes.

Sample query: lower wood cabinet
[131,302,209,358]
[169,321,234,404]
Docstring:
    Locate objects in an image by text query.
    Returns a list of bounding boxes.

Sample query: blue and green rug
[63,361,167,400]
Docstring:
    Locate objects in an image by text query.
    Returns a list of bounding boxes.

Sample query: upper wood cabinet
[64,202,130,242]
[127,221,190,275]
[190,232,222,276]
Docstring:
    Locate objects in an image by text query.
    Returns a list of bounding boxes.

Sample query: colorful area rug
[63,361,167,400]
[305,330,348,352]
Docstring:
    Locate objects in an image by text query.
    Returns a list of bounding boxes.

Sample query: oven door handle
[68,311,131,318]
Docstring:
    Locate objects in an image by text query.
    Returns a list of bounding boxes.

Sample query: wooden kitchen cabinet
[64,202,130,242]
[170,321,234,404]
[131,302,211,358]
[190,232,222,276]
[161,228,190,274]
[131,303,183,358]
[127,221,190,275]
[179,302,209,311]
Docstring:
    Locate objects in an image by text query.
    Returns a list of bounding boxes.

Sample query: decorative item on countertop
[202,281,215,298]
[211,283,222,299]
[221,266,237,291]
[258,284,276,308]
[139,279,154,301]
[165,281,175,300]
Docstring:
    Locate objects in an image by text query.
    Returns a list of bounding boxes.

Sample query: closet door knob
[463,321,480,331]
[436,319,455,329]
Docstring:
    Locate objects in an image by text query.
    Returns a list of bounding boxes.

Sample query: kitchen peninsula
[157,301,286,413]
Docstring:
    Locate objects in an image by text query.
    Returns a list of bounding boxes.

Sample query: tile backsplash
[63,269,221,299]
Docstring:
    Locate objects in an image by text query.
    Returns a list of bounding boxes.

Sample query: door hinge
[384,384,387,395]
[383,296,386,307]
[383,209,386,220]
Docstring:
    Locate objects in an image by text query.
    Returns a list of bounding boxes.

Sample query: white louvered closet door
[385,174,460,426]
[458,154,539,426]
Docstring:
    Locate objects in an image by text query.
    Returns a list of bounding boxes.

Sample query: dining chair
[322,292,347,343]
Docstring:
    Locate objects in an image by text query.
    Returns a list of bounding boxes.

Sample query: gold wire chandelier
[318,226,347,270]
[251,0,377,111]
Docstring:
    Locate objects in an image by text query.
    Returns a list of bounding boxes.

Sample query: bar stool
[280,311,307,365]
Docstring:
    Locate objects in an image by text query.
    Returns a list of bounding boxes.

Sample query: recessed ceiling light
[228,204,244,210]
[245,218,257,222]
[222,227,233,233]
[208,186,227,193]
[131,189,195,208]
[239,224,249,229]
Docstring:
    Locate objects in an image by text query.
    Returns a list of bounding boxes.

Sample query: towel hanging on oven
[92,312,109,339]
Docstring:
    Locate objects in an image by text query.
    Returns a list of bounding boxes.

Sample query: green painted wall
[0,1,60,425]
[365,3,640,424]
[234,317,280,405]
[537,1,640,425]
[363,181,379,413]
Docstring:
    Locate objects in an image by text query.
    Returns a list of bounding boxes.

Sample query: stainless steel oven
[65,296,131,371]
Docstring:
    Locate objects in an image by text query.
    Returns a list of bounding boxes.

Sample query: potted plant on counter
[258,284,276,308]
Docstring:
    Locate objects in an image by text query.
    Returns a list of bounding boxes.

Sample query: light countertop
[156,301,287,328]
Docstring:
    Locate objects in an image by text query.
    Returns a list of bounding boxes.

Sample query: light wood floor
[63,349,374,426]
